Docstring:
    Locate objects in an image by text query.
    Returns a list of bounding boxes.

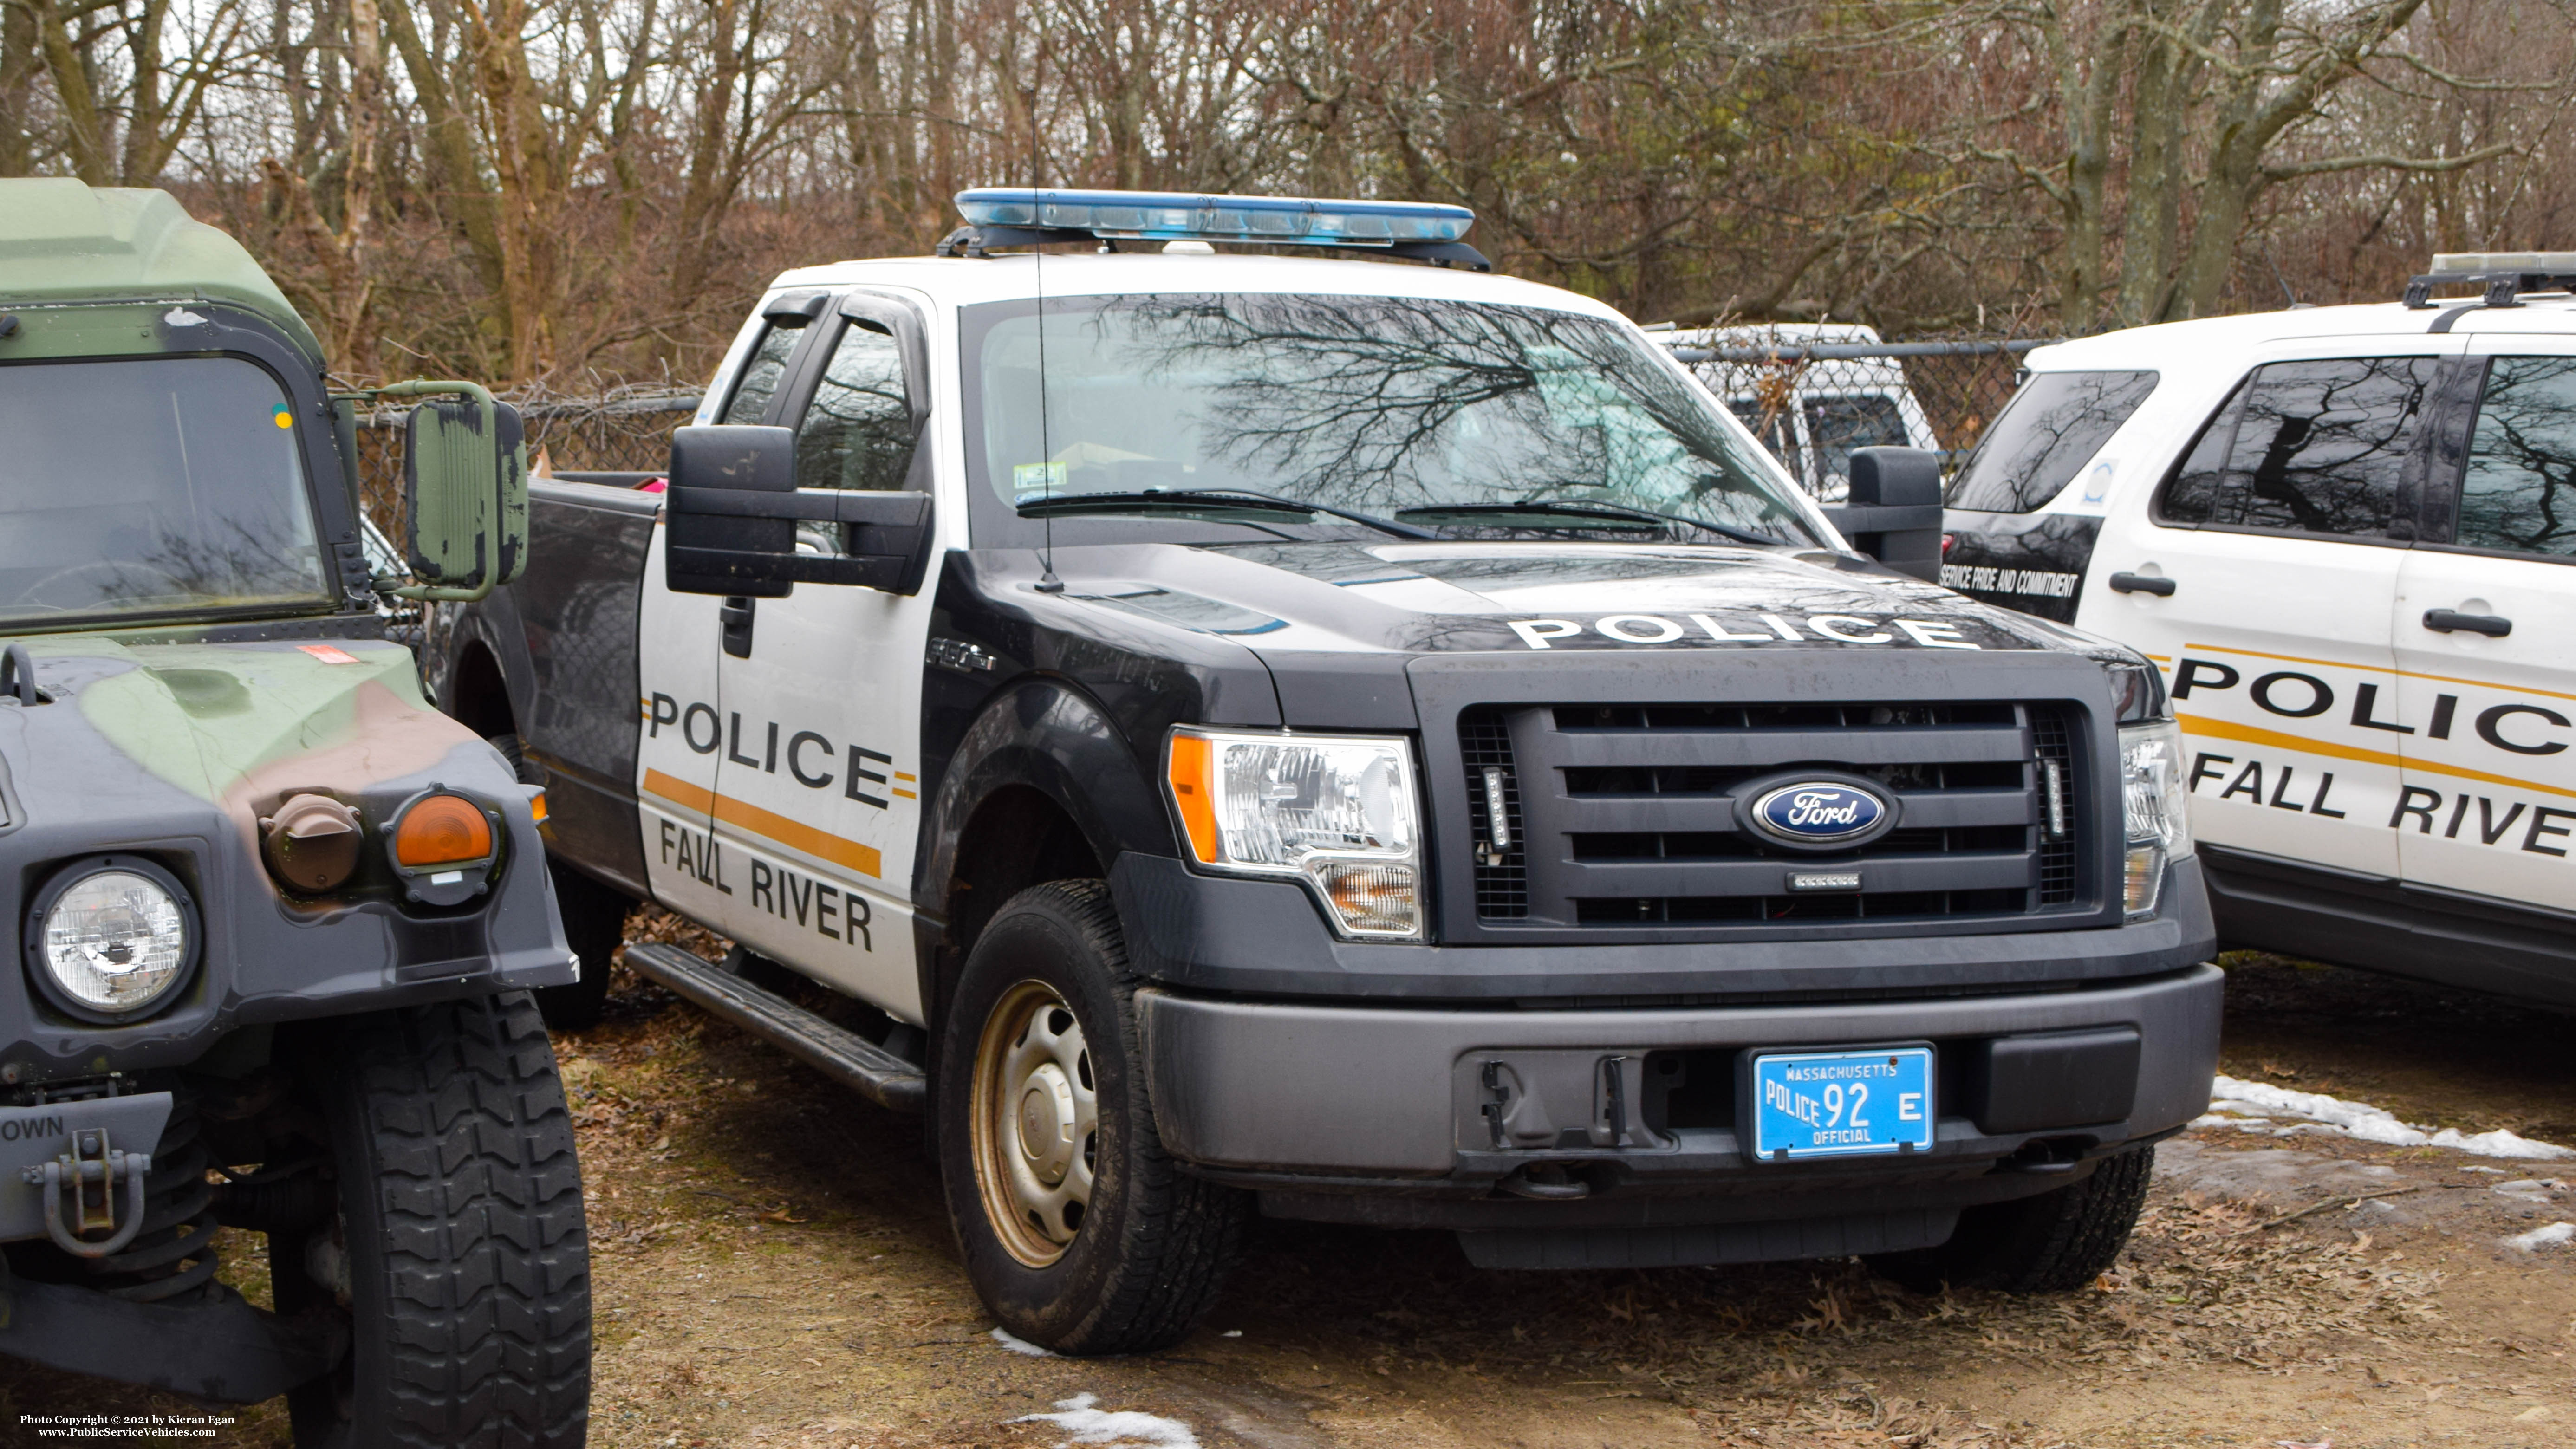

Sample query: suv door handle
[2423,608,2511,637]
[2108,572,2176,596]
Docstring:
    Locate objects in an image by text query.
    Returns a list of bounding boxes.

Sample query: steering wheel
[12,559,192,609]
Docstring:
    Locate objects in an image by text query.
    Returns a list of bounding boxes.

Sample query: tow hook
[1498,1163,1591,1201]
[22,1128,153,1258]
[1995,1136,2088,1175]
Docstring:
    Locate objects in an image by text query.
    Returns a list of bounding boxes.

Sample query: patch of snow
[163,307,207,327]
[2464,1164,2505,1175]
[989,1327,1057,1357]
[2195,1077,2575,1160]
[1220,1329,1242,1338]
[1011,1392,1201,1448]
[2502,1221,2574,1253]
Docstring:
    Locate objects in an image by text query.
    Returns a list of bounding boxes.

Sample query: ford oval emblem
[1749,781,1890,847]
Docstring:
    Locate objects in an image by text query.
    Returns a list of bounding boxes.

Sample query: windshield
[0,357,330,628]
[964,293,1824,548]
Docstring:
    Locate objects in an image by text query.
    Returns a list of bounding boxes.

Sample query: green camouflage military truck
[0,179,589,1445]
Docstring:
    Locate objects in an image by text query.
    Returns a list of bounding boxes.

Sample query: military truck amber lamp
[383,787,501,907]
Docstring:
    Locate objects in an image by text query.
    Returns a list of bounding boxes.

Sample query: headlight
[26,857,198,1020]
[1165,728,1423,939]
[2119,720,2193,916]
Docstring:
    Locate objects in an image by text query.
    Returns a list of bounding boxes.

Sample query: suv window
[2455,355,2576,559]
[1947,370,2157,513]
[795,319,915,493]
[1803,394,1907,500]
[2161,357,2438,539]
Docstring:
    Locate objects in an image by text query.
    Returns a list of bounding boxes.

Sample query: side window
[720,324,803,424]
[2154,380,2248,525]
[2455,356,2576,559]
[1726,398,1796,473]
[2208,357,2439,539]
[794,318,917,493]
[1946,370,2159,513]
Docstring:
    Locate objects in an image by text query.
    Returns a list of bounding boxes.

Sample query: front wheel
[276,992,591,1447]
[936,880,1247,1354]
[1865,1144,2155,1294]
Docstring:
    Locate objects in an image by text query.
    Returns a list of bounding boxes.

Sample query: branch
[2263,141,2515,182]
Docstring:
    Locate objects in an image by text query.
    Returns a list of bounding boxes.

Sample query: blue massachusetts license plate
[1749,1046,1935,1160]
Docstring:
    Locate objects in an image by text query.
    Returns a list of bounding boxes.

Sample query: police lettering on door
[644,694,916,807]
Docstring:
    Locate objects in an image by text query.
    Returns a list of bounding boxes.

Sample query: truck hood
[0,635,506,854]
[1052,539,2122,660]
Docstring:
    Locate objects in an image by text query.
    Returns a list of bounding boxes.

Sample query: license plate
[1748,1046,1934,1160]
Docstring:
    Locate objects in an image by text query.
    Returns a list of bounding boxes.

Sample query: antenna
[1029,82,1063,594]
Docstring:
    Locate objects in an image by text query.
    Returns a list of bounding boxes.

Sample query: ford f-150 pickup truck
[429,188,2221,1354]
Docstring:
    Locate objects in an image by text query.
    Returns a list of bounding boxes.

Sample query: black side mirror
[1824,447,1943,583]
[663,425,936,597]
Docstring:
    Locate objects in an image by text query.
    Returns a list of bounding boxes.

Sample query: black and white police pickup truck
[427,188,2219,1352]
[1943,253,2576,1007]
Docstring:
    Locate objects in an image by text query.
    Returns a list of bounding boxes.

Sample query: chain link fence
[354,386,703,539]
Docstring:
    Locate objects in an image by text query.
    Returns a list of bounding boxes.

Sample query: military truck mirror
[664,424,936,598]
[1826,446,1943,583]
[389,382,528,602]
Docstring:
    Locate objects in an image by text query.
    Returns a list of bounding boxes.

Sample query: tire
[935,879,1247,1355]
[1865,1144,2155,1294]
[534,862,632,1032]
[276,992,590,1448]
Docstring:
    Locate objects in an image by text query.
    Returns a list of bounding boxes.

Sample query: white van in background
[1663,323,1944,501]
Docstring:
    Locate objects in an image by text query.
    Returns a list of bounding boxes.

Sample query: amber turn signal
[1164,733,1219,863]
[393,793,494,867]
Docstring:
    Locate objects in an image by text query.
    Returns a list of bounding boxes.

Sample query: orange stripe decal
[2175,714,2576,801]
[2181,642,2576,704]
[641,769,884,877]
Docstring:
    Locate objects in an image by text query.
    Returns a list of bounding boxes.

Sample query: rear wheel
[277,992,590,1447]
[1865,1144,2154,1294]
[936,880,1247,1354]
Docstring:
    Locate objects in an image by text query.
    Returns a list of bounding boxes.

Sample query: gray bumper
[1135,963,2222,1186]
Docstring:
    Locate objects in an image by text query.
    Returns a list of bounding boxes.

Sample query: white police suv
[1942,254,2576,1005]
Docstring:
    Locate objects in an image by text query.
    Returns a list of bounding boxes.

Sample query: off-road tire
[1866,1144,2154,1294]
[534,861,633,1032]
[277,992,590,1447]
[935,879,1247,1354]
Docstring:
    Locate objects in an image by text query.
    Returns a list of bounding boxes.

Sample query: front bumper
[1135,962,2222,1237]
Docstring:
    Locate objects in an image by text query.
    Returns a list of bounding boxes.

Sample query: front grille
[1457,700,2089,930]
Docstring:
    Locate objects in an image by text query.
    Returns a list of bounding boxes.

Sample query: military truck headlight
[2119,721,2193,916]
[26,857,199,1020]
[1165,728,1424,939]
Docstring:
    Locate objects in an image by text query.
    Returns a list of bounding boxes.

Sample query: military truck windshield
[966,293,1823,547]
[0,357,330,627]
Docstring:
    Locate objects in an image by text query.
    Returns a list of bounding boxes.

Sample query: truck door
[706,293,936,1022]
[637,312,826,917]
[2088,343,2461,879]
[2390,341,2576,915]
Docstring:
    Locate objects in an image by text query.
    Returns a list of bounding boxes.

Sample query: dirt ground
[8,946,2573,1449]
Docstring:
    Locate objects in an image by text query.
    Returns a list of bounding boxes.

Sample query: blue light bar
[954,188,1475,247]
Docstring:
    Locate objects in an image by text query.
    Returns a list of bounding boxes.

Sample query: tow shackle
[21,1128,154,1259]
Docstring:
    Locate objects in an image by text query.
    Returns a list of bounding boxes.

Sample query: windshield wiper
[1016,488,1437,540]
[1392,499,1790,548]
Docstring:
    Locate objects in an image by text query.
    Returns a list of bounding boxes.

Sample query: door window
[1947,370,2158,514]
[721,324,804,424]
[2162,357,2438,539]
[2455,356,2576,559]
[795,320,917,493]
[1726,398,1796,473]
[1802,393,1907,495]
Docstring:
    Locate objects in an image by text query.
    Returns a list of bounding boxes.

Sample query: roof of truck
[0,179,324,363]
[2025,294,2576,372]
[764,248,1636,320]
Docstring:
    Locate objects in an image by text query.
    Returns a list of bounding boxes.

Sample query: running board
[622,942,927,1113]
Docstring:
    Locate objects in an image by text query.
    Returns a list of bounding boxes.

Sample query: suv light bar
[939,188,1490,271]
[2404,250,2576,311]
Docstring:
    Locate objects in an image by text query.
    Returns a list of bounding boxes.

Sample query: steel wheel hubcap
[971,981,1098,1267]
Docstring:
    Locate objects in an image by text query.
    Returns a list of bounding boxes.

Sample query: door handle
[2423,608,2511,638]
[720,596,756,657]
[2108,572,2176,596]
